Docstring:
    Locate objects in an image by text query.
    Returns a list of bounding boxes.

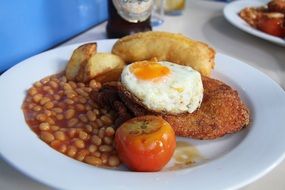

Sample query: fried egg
[121,60,203,114]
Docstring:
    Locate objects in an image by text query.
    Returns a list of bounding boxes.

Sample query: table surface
[1,0,284,190]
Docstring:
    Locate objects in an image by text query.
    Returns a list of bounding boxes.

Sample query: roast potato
[112,31,215,76]
[65,43,97,81]
[81,53,125,82]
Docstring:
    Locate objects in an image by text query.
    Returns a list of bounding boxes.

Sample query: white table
[1,1,284,189]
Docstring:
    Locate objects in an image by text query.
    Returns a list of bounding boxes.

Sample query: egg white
[121,61,203,114]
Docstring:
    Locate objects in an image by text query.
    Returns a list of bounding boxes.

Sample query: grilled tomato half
[257,13,285,38]
[115,115,176,172]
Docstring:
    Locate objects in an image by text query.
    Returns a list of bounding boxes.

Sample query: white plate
[224,0,285,47]
[0,40,285,190]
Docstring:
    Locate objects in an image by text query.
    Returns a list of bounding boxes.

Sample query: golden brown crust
[82,53,125,82]
[112,31,215,76]
[65,43,97,81]
[163,77,250,139]
[98,77,250,140]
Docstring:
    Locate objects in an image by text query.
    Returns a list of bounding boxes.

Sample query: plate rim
[0,40,285,190]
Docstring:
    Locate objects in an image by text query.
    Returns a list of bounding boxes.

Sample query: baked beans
[22,74,120,168]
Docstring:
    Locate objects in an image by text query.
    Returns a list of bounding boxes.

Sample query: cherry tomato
[115,115,176,172]
[257,14,285,38]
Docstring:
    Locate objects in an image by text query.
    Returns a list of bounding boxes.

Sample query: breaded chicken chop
[92,77,250,140]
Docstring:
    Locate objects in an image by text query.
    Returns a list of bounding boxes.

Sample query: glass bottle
[106,0,153,38]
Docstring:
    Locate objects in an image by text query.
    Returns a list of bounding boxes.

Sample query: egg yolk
[130,61,170,81]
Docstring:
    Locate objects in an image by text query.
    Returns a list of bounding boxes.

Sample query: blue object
[0,0,108,73]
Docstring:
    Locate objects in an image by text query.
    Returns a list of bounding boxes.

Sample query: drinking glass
[151,0,165,27]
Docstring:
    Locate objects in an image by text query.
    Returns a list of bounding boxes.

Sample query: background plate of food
[0,34,285,190]
[224,0,285,46]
